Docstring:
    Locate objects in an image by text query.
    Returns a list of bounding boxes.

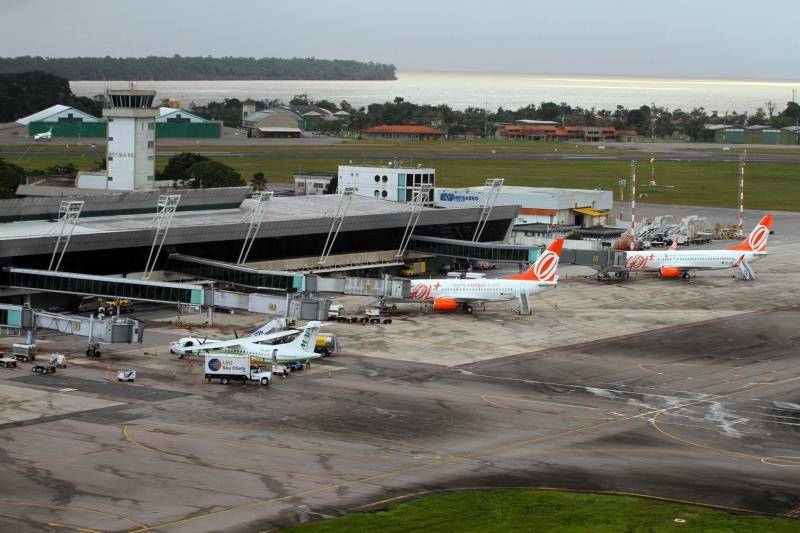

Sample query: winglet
[505,238,564,281]
[727,214,772,252]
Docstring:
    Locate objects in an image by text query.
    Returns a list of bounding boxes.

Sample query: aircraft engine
[659,266,682,278]
[433,298,458,311]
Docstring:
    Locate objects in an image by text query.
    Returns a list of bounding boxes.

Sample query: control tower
[103,89,158,190]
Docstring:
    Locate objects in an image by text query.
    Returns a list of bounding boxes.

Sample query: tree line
[190,94,800,140]
[0,56,397,81]
[0,71,102,122]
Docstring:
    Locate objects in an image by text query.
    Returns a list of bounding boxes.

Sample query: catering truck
[204,354,273,386]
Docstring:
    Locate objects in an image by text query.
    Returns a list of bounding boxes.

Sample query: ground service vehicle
[117,370,136,382]
[13,344,37,362]
[50,353,67,368]
[31,363,56,374]
[204,354,273,386]
[0,357,18,368]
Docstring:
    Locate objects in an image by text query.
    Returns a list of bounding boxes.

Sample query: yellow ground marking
[0,501,146,528]
[129,460,438,532]
[129,371,800,529]
[129,422,391,459]
[638,363,663,375]
[480,395,615,420]
[650,374,800,466]
[122,425,362,479]
[134,418,452,459]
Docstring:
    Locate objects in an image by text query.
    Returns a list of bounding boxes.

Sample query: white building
[337,164,435,205]
[293,173,335,195]
[85,89,158,191]
[434,186,613,227]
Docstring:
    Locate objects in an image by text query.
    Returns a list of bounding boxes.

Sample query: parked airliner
[408,238,564,313]
[623,214,772,280]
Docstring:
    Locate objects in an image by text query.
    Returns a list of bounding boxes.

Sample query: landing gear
[681,272,690,280]
[462,303,474,314]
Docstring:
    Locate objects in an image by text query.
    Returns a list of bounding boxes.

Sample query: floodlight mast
[238,191,273,265]
[318,187,355,265]
[395,183,432,258]
[142,194,180,279]
[472,178,504,242]
[48,200,84,271]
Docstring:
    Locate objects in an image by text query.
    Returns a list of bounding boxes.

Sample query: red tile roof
[365,125,446,134]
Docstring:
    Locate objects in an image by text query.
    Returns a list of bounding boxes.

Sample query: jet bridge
[0,303,142,345]
[1,267,204,305]
[166,254,303,292]
[407,235,540,263]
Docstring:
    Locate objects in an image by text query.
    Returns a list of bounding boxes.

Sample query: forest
[0,56,397,81]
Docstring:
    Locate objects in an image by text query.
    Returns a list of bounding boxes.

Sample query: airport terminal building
[0,188,517,277]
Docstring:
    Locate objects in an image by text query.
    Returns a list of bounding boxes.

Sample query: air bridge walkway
[408,235,541,263]
[1,268,205,305]
[165,254,303,292]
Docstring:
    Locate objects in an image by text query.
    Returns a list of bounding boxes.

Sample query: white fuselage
[409,278,556,302]
[210,342,320,363]
[624,249,766,272]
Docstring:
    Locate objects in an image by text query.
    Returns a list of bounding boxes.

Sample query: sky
[1,0,799,80]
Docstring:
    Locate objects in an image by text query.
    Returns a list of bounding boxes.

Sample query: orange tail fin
[727,214,772,252]
[506,238,564,281]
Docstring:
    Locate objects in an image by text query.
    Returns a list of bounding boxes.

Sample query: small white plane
[33,128,53,141]
[408,238,564,313]
[623,214,772,280]
[170,321,323,364]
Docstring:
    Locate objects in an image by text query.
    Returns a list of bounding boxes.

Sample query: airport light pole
[630,160,637,250]
[617,178,626,223]
[738,151,746,238]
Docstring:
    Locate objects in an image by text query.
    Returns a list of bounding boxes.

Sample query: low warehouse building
[362,125,446,141]
[19,105,106,138]
[155,108,221,138]
[434,186,613,227]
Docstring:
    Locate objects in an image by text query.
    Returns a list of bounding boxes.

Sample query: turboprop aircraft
[408,238,564,313]
[170,321,323,364]
[622,214,772,280]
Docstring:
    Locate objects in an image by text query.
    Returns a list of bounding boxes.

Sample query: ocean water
[70,70,799,113]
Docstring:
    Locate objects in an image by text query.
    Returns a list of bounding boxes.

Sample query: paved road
[4,148,800,163]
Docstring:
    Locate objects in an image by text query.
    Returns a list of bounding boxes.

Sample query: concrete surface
[0,207,798,531]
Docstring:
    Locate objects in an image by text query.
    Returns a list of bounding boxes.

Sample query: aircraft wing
[178,329,301,353]
[238,329,300,344]
[181,338,247,352]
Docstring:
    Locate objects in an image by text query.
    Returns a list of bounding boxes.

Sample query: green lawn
[286,490,800,533]
[195,156,800,212]
[7,150,800,212]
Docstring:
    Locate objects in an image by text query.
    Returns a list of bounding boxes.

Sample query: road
[4,148,800,163]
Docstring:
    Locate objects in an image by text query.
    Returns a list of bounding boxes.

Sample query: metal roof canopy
[2,267,204,305]
[408,235,540,263]
[166,254,302,291]
[572,207,608,217]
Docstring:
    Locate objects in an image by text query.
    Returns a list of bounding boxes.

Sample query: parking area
[0,207,798,532]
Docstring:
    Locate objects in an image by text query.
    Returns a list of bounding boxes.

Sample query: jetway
[0,303,143,345]
[2,268,204,305]
[408,236,539,263]
[166,254,303,292]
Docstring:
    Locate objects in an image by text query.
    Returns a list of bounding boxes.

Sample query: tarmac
[0,207,798,531]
